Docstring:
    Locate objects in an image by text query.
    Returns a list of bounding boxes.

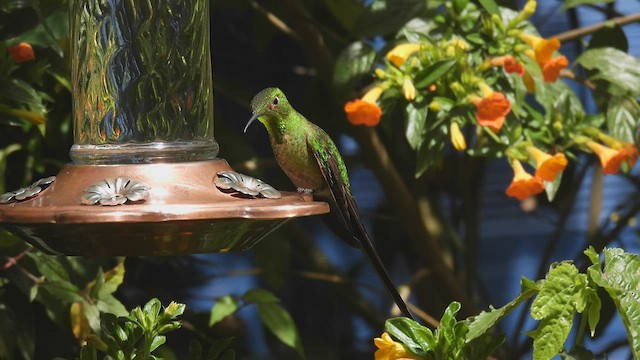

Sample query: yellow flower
[402,77,416,101]
[386,43,422,67]
[523,0,537,17]
[527,146,568,181]
[374,332,420,360]
[505,159,545,200]
[344,86,384,126]
[450,122,467,151]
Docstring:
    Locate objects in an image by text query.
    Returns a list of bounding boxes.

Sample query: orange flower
[527,146,568,181]
[345,86,383,126]
[587,141,638,175]
[8,42,35,63]
[506,159,545,200]
[471,85,511,132]
[374,332,420,360]
[540,55,568,82]
[491,56,525,76]
[519,34,568,82]
[386,43,422,67]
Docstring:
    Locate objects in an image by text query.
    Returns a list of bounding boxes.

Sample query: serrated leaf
[531,315,573,360]
[606,96,640,144]
[589,248,640,358]
[575,48,640,96]
[413,59,457,88]
[404,102,428,149]
[256,303,304,358]
[531,263,580,319]
[385,317,434,356]
[467,280,537,341]
[243,288,280,304]
[209,296,238,327]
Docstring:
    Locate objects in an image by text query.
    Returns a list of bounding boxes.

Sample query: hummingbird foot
[297,187,313,194]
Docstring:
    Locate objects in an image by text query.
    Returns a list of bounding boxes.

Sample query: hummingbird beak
[244,113,258,133]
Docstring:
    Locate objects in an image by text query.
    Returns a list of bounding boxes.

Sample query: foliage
[209,288,304,358]
[1,0,640,359]
[381,247,639,360]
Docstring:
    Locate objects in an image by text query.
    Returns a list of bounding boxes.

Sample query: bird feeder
[0,0,328,256]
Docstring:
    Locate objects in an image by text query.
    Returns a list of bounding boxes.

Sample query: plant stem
[555,12,640,43]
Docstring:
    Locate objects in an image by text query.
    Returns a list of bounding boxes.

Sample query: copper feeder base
[0,160,329,256]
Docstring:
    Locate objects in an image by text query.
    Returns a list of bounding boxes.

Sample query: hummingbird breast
[271,133,325,191]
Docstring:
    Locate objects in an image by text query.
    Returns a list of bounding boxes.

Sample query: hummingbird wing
[306,133,414,319]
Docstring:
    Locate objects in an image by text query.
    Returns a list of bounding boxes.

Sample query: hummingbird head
[244,87,291,133]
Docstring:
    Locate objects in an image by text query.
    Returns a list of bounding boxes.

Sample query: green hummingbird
[245,87,413,319]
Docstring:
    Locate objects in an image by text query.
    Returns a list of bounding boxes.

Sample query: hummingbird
[244,87,413,319]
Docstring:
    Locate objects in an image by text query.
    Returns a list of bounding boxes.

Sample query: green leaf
[322,0,363,31]
[467,278,538,341]
[206,337,234,360]
[477,0,499,15]
[589,248,640,358]
[404,102,428,149]
[150,335,166,352]
[413,59,457,88]
[243,288,280,304]
[606,96,640,144]
[575,48,640,96]
[256,302,304,358]
[209,296,239,327]
[529,262,590,360]
[562,0,615,11]
[587,23,628,52]
[99,261,125,298]
[333,41,375,95]
[385,317,434,356]
[352,0,426,37]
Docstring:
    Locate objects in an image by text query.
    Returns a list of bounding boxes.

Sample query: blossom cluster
[342,0,638,201]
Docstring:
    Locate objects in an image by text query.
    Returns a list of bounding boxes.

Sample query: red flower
[491,56,525,76]
[8,42,35,63]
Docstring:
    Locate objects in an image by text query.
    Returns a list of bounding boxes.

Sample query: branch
[555,12,640,43]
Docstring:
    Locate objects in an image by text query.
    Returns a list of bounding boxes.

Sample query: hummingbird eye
[272,97,279,106]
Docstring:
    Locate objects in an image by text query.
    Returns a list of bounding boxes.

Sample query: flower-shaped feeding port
[0,176,55,204]
[81,177,150,206]
[215,171,281,199]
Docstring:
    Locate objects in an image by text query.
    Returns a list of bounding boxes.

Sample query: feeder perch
[0,0,329,256]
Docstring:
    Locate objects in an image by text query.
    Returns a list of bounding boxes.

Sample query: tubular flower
[386,43,422,67]
[519,33,568,82]
[506,159,545,200]
[344,86,383,126]
[8,42,35,63]
[374,332,420,360]
[450,122,467,151]
[540,56,569,82]
[587,141,638,175]
[402,77,416,101]
[527,146,568,181]
[491,56,525,76]
[470,85,511,132]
